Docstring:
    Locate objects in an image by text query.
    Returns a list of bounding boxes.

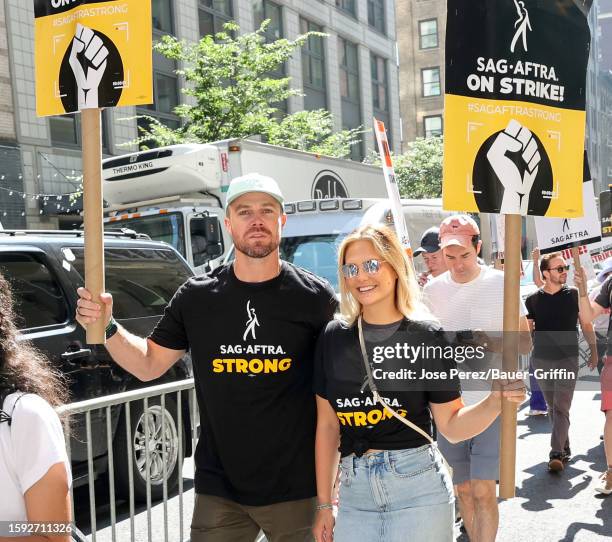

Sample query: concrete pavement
[494,390,611,542]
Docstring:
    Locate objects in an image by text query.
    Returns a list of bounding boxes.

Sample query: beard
[234,228,279,259]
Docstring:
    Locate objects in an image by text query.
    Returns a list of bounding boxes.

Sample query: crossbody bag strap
[357,315,454,478]
[357,316,434,444]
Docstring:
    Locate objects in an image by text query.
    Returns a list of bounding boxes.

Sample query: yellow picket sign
[443,0,591,219]
[443,96,585,218]
[34,0,153,116]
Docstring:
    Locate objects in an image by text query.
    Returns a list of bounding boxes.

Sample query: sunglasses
[342,259,384,279]
[548,265,570,273]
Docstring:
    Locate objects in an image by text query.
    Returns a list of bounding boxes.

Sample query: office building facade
[2,0,400,228]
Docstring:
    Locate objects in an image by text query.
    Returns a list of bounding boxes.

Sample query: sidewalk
[493,391,611,542]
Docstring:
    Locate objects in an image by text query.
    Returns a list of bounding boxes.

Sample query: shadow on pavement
[517,412,550,439]
[572,443,608,475]
[558,496,612,541]
[517,457,596,512]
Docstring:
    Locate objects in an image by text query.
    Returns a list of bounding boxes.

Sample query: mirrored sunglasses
[342,259,384,279]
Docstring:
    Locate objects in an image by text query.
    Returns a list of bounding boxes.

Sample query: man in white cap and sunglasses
[75,173,337,541]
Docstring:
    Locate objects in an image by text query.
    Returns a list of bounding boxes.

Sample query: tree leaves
[365,137,444,199]
[132,22,360,158]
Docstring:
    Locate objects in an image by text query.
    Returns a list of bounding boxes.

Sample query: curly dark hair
[0,272,69,413]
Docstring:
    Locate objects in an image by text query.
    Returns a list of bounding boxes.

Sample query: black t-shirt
[595,275,612,356]
[525,286,579,360]
[314,318,461,457]
[149,261,336,506]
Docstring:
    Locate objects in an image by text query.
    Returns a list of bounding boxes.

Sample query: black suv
[0,229,195,501]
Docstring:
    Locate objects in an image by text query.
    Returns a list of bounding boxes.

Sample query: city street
[4,2,612,542]
[73,390,612,542]
[495,390,612,542]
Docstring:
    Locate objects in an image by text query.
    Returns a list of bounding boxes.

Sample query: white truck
[102,139,388,273]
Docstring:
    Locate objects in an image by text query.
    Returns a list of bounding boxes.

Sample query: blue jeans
[335,445,455,542]
[529,360,547,411]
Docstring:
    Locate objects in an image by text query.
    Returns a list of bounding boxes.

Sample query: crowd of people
[1,172,611,541]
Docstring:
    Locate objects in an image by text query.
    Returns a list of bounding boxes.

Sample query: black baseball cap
[413,227,441,256]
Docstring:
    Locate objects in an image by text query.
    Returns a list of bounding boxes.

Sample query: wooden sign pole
[571,247,587,298]
[499,213,521,498]
[81,107,105,344]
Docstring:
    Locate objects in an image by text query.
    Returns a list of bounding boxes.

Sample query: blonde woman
[312,225,525,542]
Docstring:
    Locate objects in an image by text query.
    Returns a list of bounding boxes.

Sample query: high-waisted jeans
[335,444,455,542]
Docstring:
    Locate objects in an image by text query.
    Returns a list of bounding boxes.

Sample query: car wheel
[113,395,184,502]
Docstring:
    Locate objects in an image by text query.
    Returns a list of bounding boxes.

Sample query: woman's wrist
[316,503,334,511]
[486,390,502,413]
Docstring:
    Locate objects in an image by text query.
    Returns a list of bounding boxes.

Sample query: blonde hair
[336,224,432,326]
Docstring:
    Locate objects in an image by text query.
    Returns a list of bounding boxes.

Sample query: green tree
[365,136,444,199]
[133,22,360,157]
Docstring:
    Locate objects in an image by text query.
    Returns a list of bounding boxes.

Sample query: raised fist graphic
[486,119,541,215]
[68,24,109,109]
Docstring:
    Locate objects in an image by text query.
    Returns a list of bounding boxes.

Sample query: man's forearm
[579,294,595,322]
[105,325,159,381]
[581,322,597,357]
[519,331,533,355]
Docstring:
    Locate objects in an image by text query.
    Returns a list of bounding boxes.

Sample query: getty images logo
[243,300,260,341]
[510,0,533,53]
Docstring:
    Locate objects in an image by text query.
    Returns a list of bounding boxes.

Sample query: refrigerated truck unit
[102,139,388,273]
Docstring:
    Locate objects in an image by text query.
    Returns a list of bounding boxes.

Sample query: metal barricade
[57,379,199,542]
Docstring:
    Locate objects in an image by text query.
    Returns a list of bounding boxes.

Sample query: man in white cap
[423,214,531,542]
[75,173,336,541]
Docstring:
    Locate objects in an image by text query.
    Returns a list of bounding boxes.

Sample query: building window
[199,0,233,36]
[139,64,181,144]
[424,115,443,138]
[253,0,282,41]
[339,38,362,159]
[371,54,390,147]
[49,115,78,147]
[152,0,173,33]
[419,19,438,49]
[50,111,110,150]
[368,0,385,34]
[254,0,286,114]
[371,54,388,113]
[301,19,327,111]
[339,38,360,103]
[422,67,441,97]
[336,0,356,18]
[137,3,180,149]
[146,72,179,116]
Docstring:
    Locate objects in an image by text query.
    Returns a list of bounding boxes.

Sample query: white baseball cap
[225,173,284,208]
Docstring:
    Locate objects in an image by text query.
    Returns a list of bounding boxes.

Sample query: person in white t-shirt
[423,215,531,542]
[0,272,72,539]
